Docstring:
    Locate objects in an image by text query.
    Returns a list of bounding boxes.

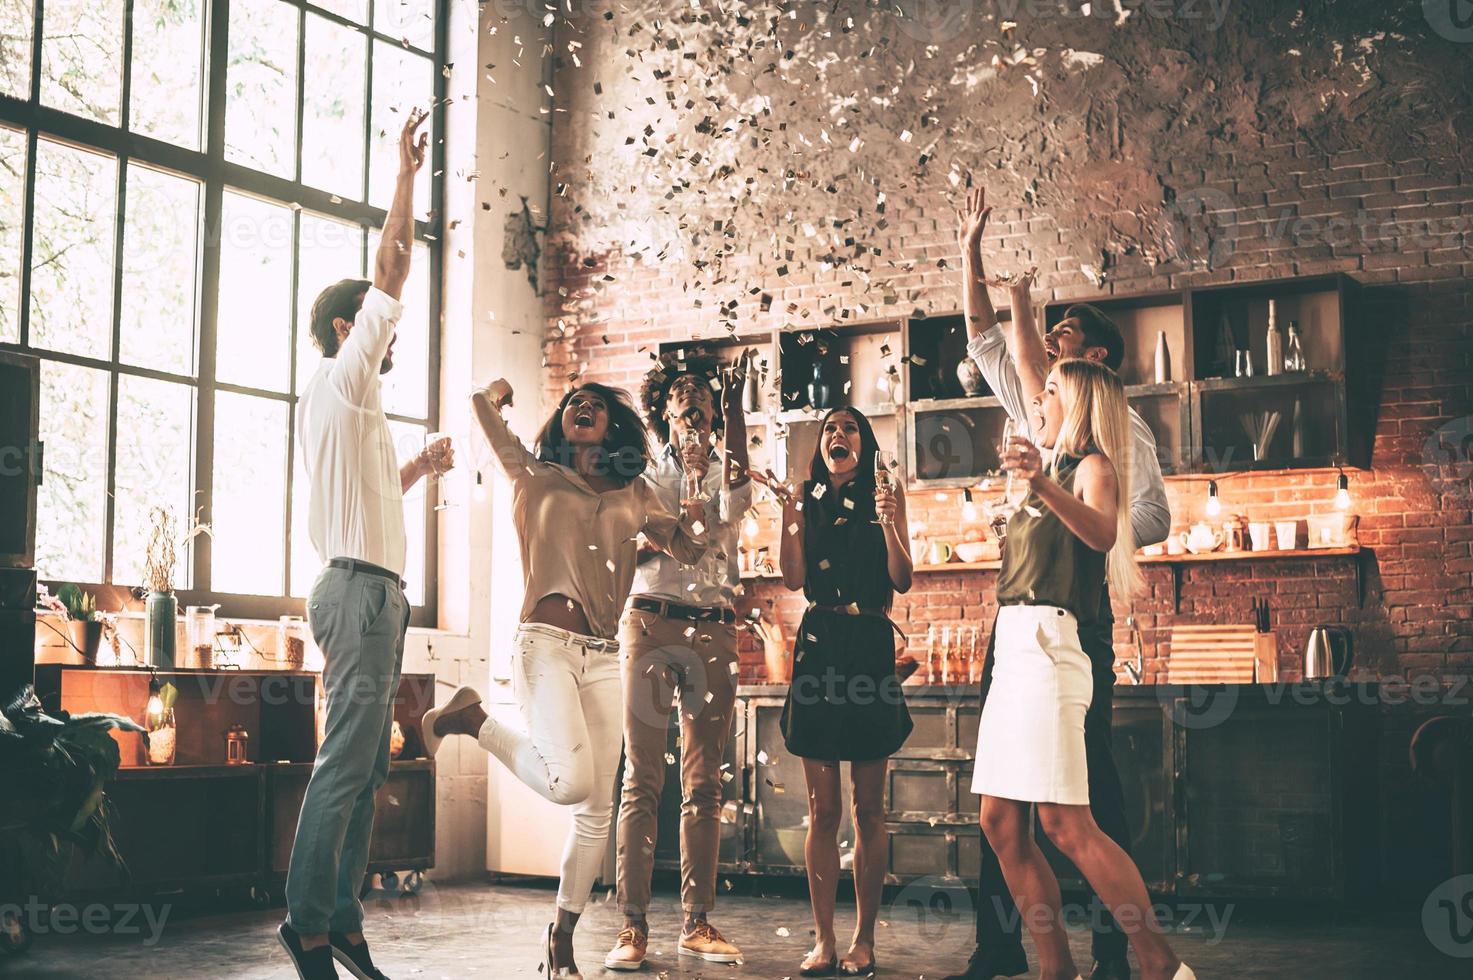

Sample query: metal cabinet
[647,684,1379,902]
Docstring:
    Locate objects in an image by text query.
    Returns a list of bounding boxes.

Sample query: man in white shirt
[604,356,753,971]
[279,111,451,980]
[947,188,1170,980]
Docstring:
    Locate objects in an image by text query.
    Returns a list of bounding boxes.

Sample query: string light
[1334,469,1351,511]
[1205,479,1222,518]
[961,488,978,522]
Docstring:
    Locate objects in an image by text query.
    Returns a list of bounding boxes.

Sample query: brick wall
[533,2,1472,684]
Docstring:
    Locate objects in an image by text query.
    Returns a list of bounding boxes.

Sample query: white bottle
[1153,330,1170,384]
[1265,299,1283,377]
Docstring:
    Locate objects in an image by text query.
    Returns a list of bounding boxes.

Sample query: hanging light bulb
[1205,479,1222,518]
[743,514,760,540]
[962,488,978,522]
[1334,470,1351,511]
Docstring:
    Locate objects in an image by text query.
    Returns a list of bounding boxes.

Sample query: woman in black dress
[775,407,913,977]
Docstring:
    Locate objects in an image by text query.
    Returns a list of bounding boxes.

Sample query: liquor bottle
[925,624,937,684]
[1265,299,1283,377]
[1153,330,1170,384]
[806,361,831,410]
[1283,320,1306,372]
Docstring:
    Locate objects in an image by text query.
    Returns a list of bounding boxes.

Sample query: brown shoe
[604,925,648,972]
[679,921,741,963]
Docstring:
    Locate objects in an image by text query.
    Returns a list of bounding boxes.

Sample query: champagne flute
[425,431,453,511]
[872,450,895,525]
[679,426,710,506]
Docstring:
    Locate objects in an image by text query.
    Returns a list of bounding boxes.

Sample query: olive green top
[996,453,1107,623]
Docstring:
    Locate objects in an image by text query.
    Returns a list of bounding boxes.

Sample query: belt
[328,558,406,590]
[630,597,736,624]
[806,604,908,643]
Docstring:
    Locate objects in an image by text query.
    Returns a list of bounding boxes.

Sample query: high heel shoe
[421,685,481,756]
[544,922,583,980]
[799,950,838,977]
[839,956,878,975]
[1172,965,1197,980]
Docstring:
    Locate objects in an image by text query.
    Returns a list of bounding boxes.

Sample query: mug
[1166,534,1187,556]
[1275,520,1298,551]
[1249,522,1272,551]
[1179,523,1224,554]
[928,540,954,565]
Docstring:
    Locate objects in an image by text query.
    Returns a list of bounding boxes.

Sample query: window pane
[120,165,199,375]
[217,191,292,391]
[130,0,206,149]
[212,391,286,595]
[368,42,431,217]
[389,420,426,606]
[29,139,117,358]
[302,15,366,197]
[0,126,23,344]
[226,0,300,178]
[312,0,367,25]
[35,361,109,582]
[39,0,124,124]
[114,376,194,587]
[367,230,428,418]
[374,0,433,52]
[0,0,32,99]
[295,212,364,393]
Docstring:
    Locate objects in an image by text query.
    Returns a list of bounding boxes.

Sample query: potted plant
[0,685,146,955]
[55,584,102,664]
[142,507,210,669]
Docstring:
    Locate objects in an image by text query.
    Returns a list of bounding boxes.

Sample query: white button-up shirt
[968,326,1172,549]
[632,445,755,609]
[297,286,408,576]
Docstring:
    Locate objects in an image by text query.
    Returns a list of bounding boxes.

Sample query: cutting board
[1167,625,1278,684]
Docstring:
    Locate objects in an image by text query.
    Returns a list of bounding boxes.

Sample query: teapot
[1179,522,1224,554]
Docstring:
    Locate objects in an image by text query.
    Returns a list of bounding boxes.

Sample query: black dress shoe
[277,923,340,980]
[942,944,1028,980]
[329,932,392,980]
[1089,959,1131,980]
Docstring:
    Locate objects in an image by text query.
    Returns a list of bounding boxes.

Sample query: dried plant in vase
[142,507,211,669]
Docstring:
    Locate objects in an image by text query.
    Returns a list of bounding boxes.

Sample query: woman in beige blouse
[422,379,707,980]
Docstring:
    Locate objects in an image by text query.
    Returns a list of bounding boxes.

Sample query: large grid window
[0,0,446,624]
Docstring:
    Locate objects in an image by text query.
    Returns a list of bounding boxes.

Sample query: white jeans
[477,623,623,914]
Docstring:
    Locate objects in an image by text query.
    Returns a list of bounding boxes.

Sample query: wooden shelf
[1139,545,1359,564]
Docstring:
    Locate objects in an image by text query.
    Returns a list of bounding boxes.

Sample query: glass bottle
[1283,320,1306,372]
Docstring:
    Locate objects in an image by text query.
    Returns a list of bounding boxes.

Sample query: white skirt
[970,604,1093,805]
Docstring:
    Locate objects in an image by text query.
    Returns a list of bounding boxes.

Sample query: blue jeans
[285,564,409,935]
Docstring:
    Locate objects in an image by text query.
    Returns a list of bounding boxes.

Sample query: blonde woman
[974,357,1195,980]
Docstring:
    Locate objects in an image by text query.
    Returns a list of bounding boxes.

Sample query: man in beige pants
[605,355,752,970]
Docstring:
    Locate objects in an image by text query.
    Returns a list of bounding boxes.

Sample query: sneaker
[329,932,391,980]
[277,923,340,980]
[678,921,741,963]
[604,924,648,971]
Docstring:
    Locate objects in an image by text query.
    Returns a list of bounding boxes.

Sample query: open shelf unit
[660,272,1371,492]
[33,664,436,897]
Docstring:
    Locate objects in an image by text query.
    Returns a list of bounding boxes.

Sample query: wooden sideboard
[33,664,436,900]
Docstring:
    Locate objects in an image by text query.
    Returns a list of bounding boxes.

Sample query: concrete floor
[1,877,1461,979]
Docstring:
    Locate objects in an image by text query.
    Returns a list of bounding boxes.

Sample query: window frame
[0,0,447,628]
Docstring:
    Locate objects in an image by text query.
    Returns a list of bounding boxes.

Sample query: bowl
[955,541,995,564]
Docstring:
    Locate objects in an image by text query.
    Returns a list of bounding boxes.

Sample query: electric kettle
[1303,625,1353,680]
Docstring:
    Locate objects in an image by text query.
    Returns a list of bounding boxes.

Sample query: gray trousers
[285,564,409,934]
